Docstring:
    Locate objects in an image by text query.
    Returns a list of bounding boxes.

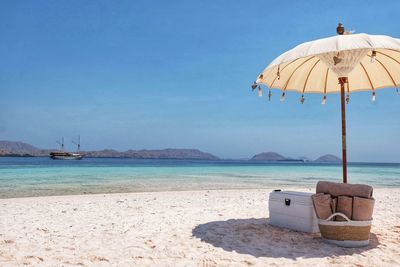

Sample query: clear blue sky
[0,0,399,162]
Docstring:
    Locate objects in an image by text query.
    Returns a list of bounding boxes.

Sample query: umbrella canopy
[256,33,400,94]
[253,24,400,183]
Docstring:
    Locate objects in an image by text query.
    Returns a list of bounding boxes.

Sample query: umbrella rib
[283,56,315,90]
[367,55,397,86]
[269,58,302,88]
[386,48,400,54]
[359,62,374,90]
[323,68,329,94]
[302,59,320,93]
[376,51,400,68]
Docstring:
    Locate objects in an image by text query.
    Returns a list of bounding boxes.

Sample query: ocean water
[0,157,399,198]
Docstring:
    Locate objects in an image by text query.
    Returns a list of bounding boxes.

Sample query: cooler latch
[285,198,291,206]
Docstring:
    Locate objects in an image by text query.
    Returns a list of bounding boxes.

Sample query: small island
[250,151,341,163]
[314,154,342,163]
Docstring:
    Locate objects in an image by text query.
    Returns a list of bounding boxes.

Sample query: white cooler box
[268,190,319,233]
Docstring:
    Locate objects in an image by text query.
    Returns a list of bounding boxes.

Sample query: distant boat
[49,136,83,160]
[49,151,83,160]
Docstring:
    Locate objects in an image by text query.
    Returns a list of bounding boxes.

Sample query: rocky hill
[84,148,219,160]
[250,152,287,161]
[314,154,341,163]
[0,141,39,153]
[0,141,50,156]
[250,151,340,163]
[82,149,124,158]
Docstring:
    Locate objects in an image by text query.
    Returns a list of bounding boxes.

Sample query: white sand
[0,188,399,267]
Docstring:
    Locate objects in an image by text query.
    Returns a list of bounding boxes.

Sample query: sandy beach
[0,187,399,267]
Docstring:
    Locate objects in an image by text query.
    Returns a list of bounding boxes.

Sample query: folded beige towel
[352,197,375,221]
[312,193,333,219]
[316,181,373,198]
[336,196,353,221]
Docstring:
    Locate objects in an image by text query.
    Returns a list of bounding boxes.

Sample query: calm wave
[0,157,399,198]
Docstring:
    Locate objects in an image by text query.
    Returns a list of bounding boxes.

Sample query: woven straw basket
[318,212,372,248]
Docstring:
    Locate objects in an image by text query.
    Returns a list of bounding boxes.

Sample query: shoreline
[1,188,399,266]
[0,187,315,200]
[1,185,314,200]
[2,184,400,200]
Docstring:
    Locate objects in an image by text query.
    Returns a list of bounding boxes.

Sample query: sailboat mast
[72,135,81,152]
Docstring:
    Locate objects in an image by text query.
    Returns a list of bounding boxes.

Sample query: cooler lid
[274,191,313,197]
[269,190,313,205]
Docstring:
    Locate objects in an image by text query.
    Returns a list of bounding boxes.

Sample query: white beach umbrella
[253,24,400,183]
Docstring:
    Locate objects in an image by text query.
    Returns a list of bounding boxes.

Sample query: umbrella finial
[337,23,345,35]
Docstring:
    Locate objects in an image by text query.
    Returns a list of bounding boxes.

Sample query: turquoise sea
[0,157,399,198]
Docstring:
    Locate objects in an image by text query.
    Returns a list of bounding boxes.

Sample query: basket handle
[325,212,351,222]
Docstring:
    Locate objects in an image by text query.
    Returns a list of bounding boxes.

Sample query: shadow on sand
[192,218,379,259]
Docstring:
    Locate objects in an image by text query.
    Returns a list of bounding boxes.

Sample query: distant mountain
[0,141,39,154]
[0,141,50,156]
[0,140,219,160]
[83,149,123,158]
[314,154,341,163]
[251,152,286,161]
[250,151,340,163]
[0,141,340,162]
[84,148,219,160]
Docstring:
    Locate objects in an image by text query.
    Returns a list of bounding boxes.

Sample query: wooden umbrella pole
[339,77,348,183]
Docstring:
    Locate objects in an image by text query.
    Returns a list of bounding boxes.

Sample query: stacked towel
[316,181,373,198]
[312,181,374,221]
[336,196,353,221]
[311,193,334,219]
[352,197,375,220]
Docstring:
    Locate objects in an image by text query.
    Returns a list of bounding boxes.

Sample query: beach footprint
[201,258,217,267]
[145,239,156,249]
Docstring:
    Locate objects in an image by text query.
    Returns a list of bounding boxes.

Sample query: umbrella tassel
[251,82,257,91]
[396,88,399,95]
[300,94,305,104]
[258,86,263,97]
[268,90,272,101]
[372,91,376,102]
[280,92,286,102]
[321,95,327,105]
[277,65,280,80]
[346,79,350,100]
